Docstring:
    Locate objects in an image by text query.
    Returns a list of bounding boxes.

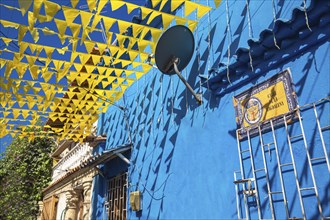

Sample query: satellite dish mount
[155,25,202,105]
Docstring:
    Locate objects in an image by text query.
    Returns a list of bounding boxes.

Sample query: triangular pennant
[175,17,187,26]
[214,0,222,8]
[28,11,36,31]
[33,0,44,18]
[84,41,95,54]
[18,25,28,44]
[188,20,198,32]
[54,19,67,38]
[161,14,174,30]
[63,6,80,26]
[91,14,101,31]
[80,10,93,28]
[171,0,185,12]
[18,0,32,16]
[97,0,108,14]
[150,29,162,42]
[69,23,81,39]
[146,11,160,25]
[87,0,97,12]
[140,7,152,20]
[159,0,168,11]
[185,1,198,17]
[71,0,79,8]
[110,1,126,11]
[197,5,212,19]
[102,17,116,32]
[151,0,162,8]
[117,20,132,35]
[44,1,61,21]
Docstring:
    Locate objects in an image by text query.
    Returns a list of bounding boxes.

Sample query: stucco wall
[92,0,329,219]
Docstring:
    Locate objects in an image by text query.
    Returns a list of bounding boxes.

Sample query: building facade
[90,0,329,219]
[41,0,329,219]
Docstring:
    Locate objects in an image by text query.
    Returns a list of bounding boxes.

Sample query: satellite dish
[155,25,202,104]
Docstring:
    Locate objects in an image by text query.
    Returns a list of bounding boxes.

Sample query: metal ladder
[283,109,324,219]
[257,120,290,219]
[234,129,262,220]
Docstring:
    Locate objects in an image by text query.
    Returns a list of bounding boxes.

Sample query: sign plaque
[233,69,298,139]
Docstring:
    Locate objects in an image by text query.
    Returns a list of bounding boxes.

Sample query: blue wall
[93,0,329,219]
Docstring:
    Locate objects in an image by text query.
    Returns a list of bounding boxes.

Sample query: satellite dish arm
[173,62,202,105]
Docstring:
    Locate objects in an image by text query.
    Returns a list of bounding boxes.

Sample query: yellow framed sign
[233,69,298,138]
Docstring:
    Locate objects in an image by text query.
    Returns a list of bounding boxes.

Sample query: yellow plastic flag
[97,0,108,14]
[1,38,12,46]
[214,0,222,8]
[110,1,125,11]
[18,0,32,16]
[18,25,28,44]
[44,1,61,21]
[126,3,138,14]
[28,12,36,31]
[69,23,81,39]
[33,0,43,18]
[102,17,115,32]
[84,41,95,54]
[197,5,212,19]
[171,0,185,12]
[151,0,162,8]
[29,66,39,80]
[146,11,160,25]
[87,0,96,12]
[117,20,132,34]
[161,14,174,30]
[0,20,20,29]
[159,0,168,11]
[175,17,186,26]
[62,6,80,26]
[150,29,162,42]
[188,20,198,32]
[80,10,93,28]
[43,46,55,59]
[41,71,54,83]
[140,7,152,20]
[185,1,198,17]
[55,19,67,38]
[16,63,28,79]
[71,0,79,8]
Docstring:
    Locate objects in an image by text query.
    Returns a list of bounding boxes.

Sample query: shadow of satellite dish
[155,25,202,105]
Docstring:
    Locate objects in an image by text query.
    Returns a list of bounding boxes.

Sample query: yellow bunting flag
[97,0,108,14]
[185,1,198,17]
[87,0,97,12]
[171,0,185,12]
[62,6,80,26]
[18,0,32,16]
[110,1,126,11]
[71,0,79,8]
[44,1,61,21]
[33,0,43,18]
[197,5,212,19]
[161,14,174,30]
[214,0,222,8]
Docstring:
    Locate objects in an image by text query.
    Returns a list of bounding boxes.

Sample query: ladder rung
[288,218,304,220]
[263,142,274,147]
[270,191,282,195]
[240,149,250,154]
[289,134,303,140]
[321,125,330,131]
[300,187,315,191]
[233,178,253,184]
[280,162,293,167]
[311,157,326,162]
[254,168,265,173]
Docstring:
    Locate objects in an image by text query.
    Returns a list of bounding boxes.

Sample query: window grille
[106,172,128,220]
[234,97,330,219]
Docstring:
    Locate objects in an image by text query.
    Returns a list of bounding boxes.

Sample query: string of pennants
[0,0,218,142]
